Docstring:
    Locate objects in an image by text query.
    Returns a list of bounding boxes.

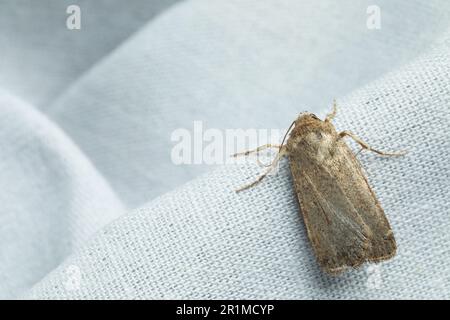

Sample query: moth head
[280,112,323,147]
[295,112,322,125]
[285,112,323,140]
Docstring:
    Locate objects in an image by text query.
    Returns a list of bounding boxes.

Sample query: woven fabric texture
[27,37,450,299]
[0,0,449,299]
[46,0,450,207]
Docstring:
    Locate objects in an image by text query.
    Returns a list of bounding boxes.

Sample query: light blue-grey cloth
[0,0,449,299]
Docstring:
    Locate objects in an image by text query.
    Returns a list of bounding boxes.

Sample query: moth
[233,101,405,275]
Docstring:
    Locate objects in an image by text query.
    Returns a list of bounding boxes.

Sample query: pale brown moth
[233,101,405,275]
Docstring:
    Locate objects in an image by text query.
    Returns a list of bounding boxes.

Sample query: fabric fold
[0,89,125,299]
[46,0,450,207]
[25,36,450,298]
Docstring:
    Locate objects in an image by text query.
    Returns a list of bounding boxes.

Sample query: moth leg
[339,130,406,156]
[256,156,274,168]
[325,99,337,122]
[231,144,281,158]
[235,147,287,192]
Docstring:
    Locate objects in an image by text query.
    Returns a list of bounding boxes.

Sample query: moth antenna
[267,120,295,167]
[280,120,296,149]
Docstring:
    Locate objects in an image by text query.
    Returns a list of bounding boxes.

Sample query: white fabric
[0,0,178,108]
[46,0,450,207]
[0,0,449,299]
[25,40,450,299]
[0,89,125,298]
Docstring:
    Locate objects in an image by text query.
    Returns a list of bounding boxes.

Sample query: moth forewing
[286,114,396,275]
[234,105,400,275]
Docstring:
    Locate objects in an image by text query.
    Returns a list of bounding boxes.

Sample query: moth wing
[290,160,370,274]
[339,145,397,262]
[289,135,396,274]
